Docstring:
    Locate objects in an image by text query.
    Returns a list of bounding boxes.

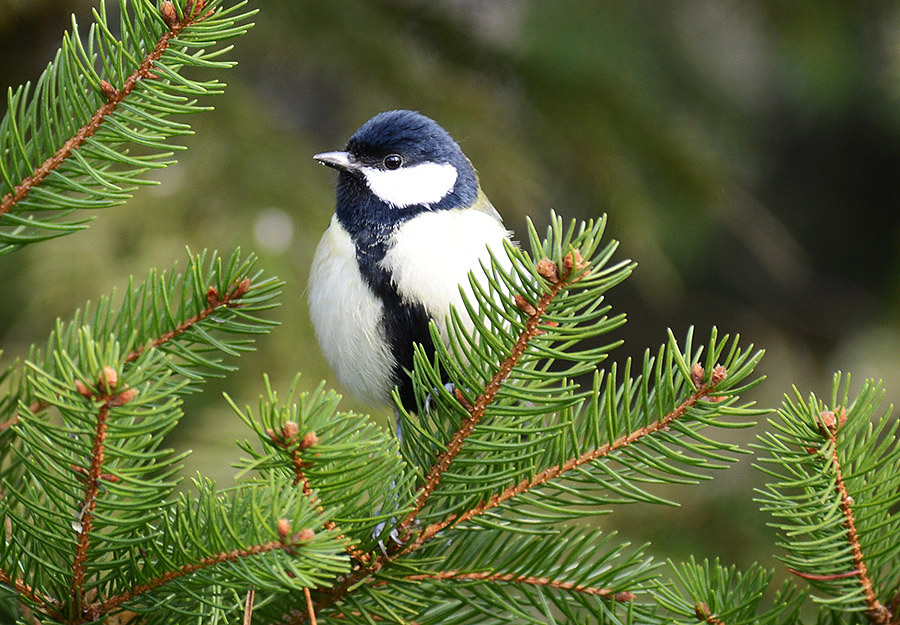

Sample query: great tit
[308,110,512,414]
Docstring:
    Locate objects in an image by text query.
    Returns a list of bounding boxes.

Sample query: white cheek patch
[361,162,458,208]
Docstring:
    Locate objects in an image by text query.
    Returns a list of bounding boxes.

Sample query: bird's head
[314,110,479,231]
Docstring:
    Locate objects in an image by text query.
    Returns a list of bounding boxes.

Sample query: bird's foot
[424,381,457,414]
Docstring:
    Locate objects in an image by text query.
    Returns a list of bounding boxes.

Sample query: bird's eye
[383,154,403,170]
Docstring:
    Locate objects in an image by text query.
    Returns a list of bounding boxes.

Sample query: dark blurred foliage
[2,0,899,583]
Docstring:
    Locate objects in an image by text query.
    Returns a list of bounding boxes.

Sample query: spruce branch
[0,248,279,434]
[268,418,371,566]
[122,274,252,364]
[755,374,900,623]
[787,406,888,623]
[0,0,256,253]
[653,557,805,625]
[403,363,731,555]
[258,216,764,625]
[395,571,635,602]
[396,248,586,538]
[92,521,319,619]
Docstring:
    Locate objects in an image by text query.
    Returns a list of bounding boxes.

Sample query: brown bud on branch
[536,258,559,283]
[108,388,138,407]
[277,519,292,541]
[99,367,118,394]
[99,80,118,101]
[160,1,178,28]
[299,431,318,450]
[282,421,299,441]
[513,294,537,316]
[75,379,94,398]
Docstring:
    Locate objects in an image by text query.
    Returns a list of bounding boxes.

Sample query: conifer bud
[75,379,94,398]
[108,388,138,407]
[277,518,291,541]
[281,421,299,441]
[299,431,318,450]
[690,363,705,387]
[206,286,220,306]
[836,406,848,429]
[711,364,727,384]
[536,258,558,283]
[99,80,118,101]
[233,277,252,299]
[99,367,118,394]
[295,528,315,542]
[514,294,537,316]
[160,1,178,28]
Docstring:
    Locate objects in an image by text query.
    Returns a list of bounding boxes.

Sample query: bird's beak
[313,151,355,172]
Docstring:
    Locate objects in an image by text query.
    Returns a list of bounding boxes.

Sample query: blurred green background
[2,0,899,585]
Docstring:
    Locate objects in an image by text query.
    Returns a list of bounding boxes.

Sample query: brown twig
[124,277,251,363]
[90,532,315,620]
[271,425,371,566]
[0,277,251,436]
[243,588,255,625]
[69,400,111,619]
[789,409,893,625]
[0,570,64,622]
[284,255,591,623]
[396,570,635,601]
[303,587,317,625]
[0,0,210,218]
[403,376,723,554]
[395,255,580,538]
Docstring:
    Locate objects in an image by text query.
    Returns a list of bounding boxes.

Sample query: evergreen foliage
[0,0,255,253]
[0,1,899,624]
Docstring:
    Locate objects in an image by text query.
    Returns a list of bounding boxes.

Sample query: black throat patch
[334,176,437,410]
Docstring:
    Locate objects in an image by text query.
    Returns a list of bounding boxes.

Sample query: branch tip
[277,519,292,541]
[560,249,586,280]
[711,364,727,384]
[74,379,93,398]
[536,258,558,283]
[513,293,537,316]
[160,1,178,28]
[108,387,138,407]
[282,420,299,441]
[690,363,705,387]
[99,80,118,101]
[98,366,118,394]
[300,431,318,449]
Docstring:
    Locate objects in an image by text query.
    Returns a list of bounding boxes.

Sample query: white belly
[308,216,396,406]
[379,209,513,342]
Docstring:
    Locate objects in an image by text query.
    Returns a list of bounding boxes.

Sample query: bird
[308,110,512,428]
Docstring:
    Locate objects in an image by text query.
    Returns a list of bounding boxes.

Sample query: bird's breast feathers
[380,207,512,340]
[308,215,396,406]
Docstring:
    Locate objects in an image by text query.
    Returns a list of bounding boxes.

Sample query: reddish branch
[0,570,63,621]
[0,276,252,434]
[0,0,211,218]
[292,319,732,623]
[90,532,315,620]
[789,409,893,625]
[395,254,580,538]
[124,277,251,363]
[69,401,110,618]
[0,0,236,435]
[398,570,635,602]
[403,372,726,554]
[270,424,371,565]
